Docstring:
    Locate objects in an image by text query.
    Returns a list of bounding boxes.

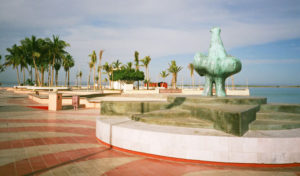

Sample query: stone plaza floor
[0,89,299,176]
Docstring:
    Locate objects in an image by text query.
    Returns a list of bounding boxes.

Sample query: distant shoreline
[1,82,300,88]
[235,85,300,88]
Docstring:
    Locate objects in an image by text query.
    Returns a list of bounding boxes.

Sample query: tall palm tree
[98,50,104,89]
[45,35,69,86]
[5,44,21,85]
[17,45,28,85]
[79,71,82,89]
[88,61,94,89]
[160,70,169,87]
[63,54,74,87]
[89,50,97,90]
[168,60,182,89]
[21,36,42,86]
[134,51,140,90]
[188,63,195,89]
[141,56,151,90]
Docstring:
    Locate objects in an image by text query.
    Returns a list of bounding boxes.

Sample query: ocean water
[1,83,300,104]
[250,87,300,104]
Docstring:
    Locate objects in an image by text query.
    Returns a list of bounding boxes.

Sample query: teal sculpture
[194,27,242,97]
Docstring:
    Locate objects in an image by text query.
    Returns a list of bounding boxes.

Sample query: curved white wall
[96,117,300,164]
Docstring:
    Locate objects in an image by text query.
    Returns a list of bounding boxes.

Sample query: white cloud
[1,0,300,84]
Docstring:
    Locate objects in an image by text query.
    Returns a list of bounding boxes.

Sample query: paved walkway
[0,89,299,176]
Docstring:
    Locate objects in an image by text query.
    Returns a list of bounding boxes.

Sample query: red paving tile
[42,154,60,167]
[1,92,300,176]
[10,140,23,148]
[0,163,16,176]
[0,126,94,135]
[29,156,47,171]
[104,158,212,176]
[15,159,32,176]
[0,119,95,127]
[23,139,35,147]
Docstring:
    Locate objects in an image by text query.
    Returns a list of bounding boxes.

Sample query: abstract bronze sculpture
[194,27,242,96]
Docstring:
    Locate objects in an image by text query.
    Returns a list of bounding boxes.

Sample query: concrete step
[132,115,214,129]
[167,95,267,105]
[257,112,300,122]
[179,103,260,136]
[249,119,300,130]
[133,109,191,118]
[260,104,300,114]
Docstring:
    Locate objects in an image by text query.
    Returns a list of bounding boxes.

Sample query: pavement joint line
[23,148,111,176]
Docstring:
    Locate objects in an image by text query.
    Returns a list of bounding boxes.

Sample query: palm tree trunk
[64,71,67,86]
[68,70,70,87]
[22,68,25,84]
[80,77,82,89]
[55,70,58,86]
[93,66,96,90]
[109,77,111,89]
[48,64,51,86]
[172,73,176,89]
[88,69,91,89]
[32,57,40,86]
[41,67,44,86]
[51,55,55,86]
[146,67,149,90]
[30,66,33,82]
[16,67,20,86]
[98,71,101,90]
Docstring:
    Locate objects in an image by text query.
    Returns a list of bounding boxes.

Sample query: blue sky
[0,0,300,85]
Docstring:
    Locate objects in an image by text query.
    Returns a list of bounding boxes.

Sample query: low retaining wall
[28,94,100,109]
[96,117,300,164]
[159,89,182,93]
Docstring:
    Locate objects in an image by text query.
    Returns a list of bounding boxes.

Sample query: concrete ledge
[100,101,168,115]
[96,117,300,164]
[167,96,267,105]
[159,89,182,93]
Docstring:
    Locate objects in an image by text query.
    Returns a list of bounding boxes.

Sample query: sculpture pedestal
[48,92,62,111]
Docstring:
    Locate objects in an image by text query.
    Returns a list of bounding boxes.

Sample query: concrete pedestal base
[96,117,300,165]
[48,92,62,111]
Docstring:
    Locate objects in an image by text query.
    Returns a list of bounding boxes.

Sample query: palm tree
[103,62,113,89]
[89,50,97,90]
[21,36,42,86]
[45,35,69,86]
[17,45,28,85]
[88,61,94,89]
[63,54,74,87]
[112,60,122,70]
[98,50,104,89]
[141,56,151,89]
[126,62,133,69]
[160,70,169,87]
[134,51,140,90]
[188,63,195,89]
[5,44,21,85]
[168,60,183,89]
[79,71,82,89]
[54,62,61,86]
